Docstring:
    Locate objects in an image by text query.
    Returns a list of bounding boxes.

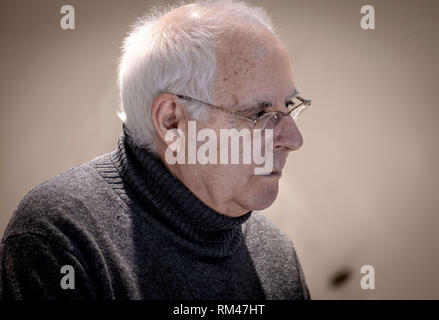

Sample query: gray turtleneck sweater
[0,130,310,300]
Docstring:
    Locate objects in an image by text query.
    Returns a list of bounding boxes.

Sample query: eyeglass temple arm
[176,94,256,123]
[282,96,312,116]
[297,96,312,105]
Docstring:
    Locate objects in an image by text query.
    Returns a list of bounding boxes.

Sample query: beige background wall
[1,0,438,299]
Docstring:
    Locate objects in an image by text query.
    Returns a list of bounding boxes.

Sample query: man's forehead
[216,49,296,113]
[212,19,295,113]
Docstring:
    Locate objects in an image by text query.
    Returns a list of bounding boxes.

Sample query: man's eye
[286,100,296,108]
[250,111,267,120]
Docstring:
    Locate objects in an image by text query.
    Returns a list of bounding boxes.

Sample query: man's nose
[274,115,303,151]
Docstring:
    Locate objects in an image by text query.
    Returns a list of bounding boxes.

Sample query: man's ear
[150,93,187,145]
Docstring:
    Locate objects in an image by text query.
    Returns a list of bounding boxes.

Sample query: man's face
[175,22,303,217]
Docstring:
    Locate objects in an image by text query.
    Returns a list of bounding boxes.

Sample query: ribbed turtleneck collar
[109,127,252,258]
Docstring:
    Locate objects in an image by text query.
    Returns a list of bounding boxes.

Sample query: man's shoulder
[242,211,299,277]
[16,153,114,210]
[242,211,310,299]
[2,153,115,241]
[242,211,294,252]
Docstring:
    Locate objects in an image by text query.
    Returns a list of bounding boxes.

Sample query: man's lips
[256,170,282,177]
[270,170,282,177]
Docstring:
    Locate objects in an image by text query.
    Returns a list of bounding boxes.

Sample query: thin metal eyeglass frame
[175,93,311,128]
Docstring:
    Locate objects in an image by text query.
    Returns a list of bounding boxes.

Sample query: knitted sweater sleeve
[0,233,98,299]
[0,175,101,300]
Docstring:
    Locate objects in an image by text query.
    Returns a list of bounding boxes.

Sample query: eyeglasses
[175,90,311,130]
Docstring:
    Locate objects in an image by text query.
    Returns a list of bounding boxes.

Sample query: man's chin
[249,183,279,211]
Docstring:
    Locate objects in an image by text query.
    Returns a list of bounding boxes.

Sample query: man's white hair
[117,0,277,151]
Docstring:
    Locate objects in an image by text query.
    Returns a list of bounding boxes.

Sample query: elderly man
[0,0,310,299]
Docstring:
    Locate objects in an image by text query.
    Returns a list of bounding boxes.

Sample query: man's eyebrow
[239,101,272,114]
[285,88,299,101]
